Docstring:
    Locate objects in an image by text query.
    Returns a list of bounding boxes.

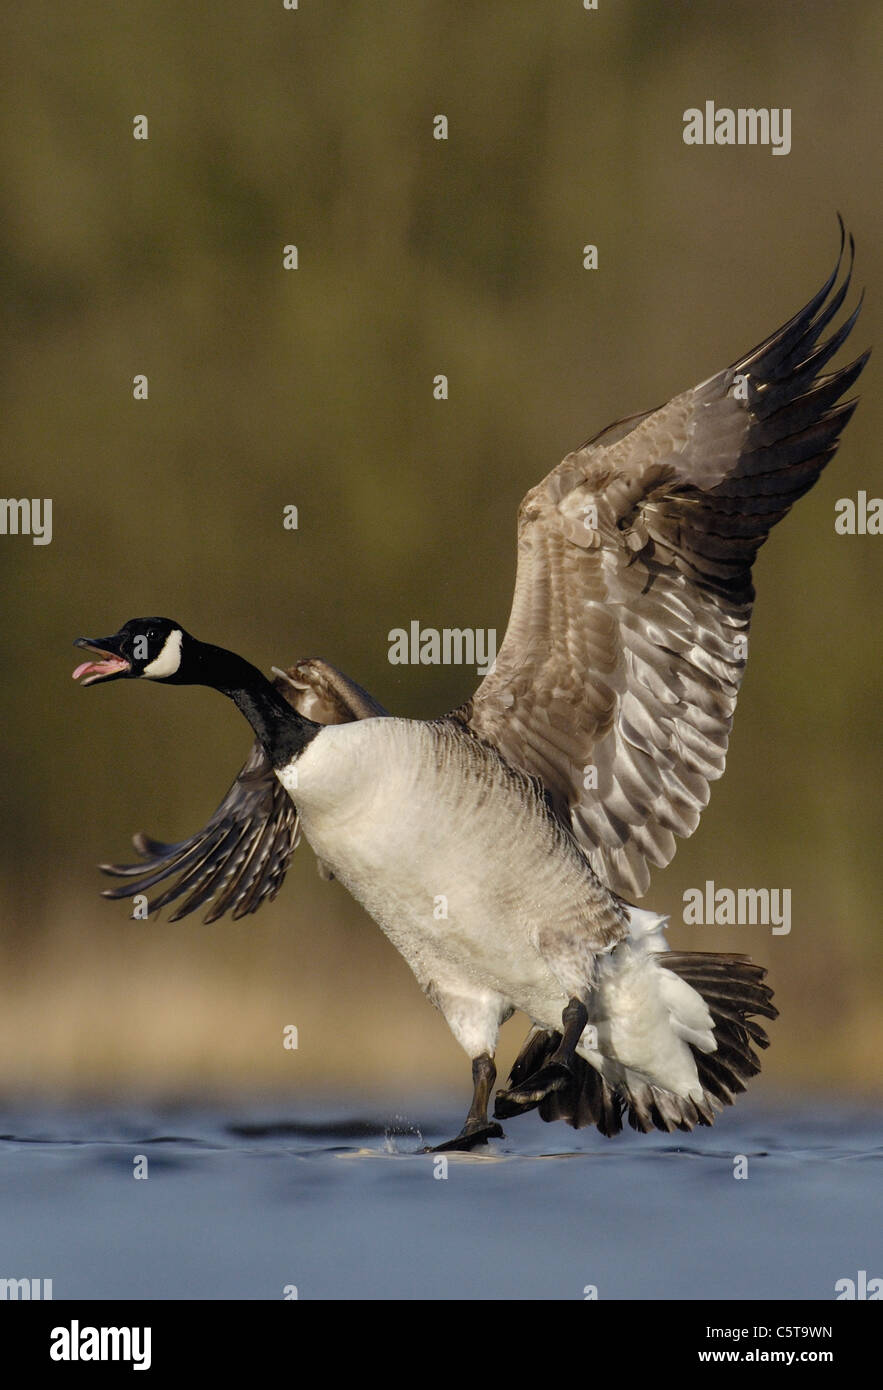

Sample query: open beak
[73,635,131,686]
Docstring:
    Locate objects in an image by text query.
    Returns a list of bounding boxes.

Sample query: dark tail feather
[499,953,776,1137]
[661,952,777,1112]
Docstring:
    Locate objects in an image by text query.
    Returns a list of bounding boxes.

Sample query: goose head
[73,617,189,686]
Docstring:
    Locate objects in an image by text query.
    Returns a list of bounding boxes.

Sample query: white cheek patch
[143,628,183,679]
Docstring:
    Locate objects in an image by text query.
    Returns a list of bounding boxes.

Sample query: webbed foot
[423,1120,505,1153]
[494,1061,571,1117]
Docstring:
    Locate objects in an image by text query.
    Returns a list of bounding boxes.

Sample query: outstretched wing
[100,659,389,922]
[100,737,300,923]
[453,227,867,900]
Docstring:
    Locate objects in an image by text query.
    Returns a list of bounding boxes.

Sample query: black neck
[188,641,320,767]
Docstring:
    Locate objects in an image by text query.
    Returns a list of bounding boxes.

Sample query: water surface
[0,1097,878,1300]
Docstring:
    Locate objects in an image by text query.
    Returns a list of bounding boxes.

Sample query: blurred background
[1,0,880,1105]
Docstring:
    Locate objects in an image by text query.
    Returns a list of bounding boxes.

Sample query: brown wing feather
[455,227,867,898]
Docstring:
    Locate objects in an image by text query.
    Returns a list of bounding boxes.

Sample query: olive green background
[1,1,880,1098]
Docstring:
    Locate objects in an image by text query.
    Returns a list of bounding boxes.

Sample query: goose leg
[419,979,510,1150]
[427,1053,504,1152]
[495,997,588,1117]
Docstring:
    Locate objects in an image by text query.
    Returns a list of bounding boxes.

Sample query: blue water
[0,1096,879,1300]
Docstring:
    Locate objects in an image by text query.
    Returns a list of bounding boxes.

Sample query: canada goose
[75,229,865,1150]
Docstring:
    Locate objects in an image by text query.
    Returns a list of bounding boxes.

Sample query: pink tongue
[73,659,112,680]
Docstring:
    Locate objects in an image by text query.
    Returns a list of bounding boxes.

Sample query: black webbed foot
[423,1120,505,1153]
[494,1062,571,1117]
[495,997,589,1118]
[423,1052,504,1151]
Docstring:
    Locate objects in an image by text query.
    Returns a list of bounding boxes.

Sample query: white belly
[278,718,623,1026]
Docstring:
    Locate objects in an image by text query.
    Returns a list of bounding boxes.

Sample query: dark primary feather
[100,660,389,922]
